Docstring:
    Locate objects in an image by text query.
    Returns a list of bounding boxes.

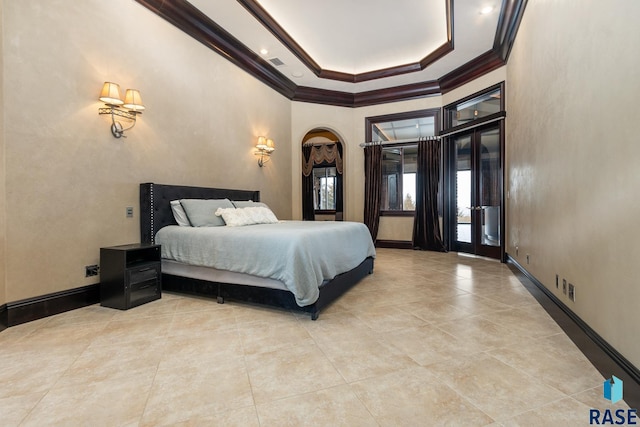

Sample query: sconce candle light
[98,82,145,138]
[255,136,275,167]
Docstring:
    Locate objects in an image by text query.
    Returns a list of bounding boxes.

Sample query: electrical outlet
[562,279,567,295]
[568,283,575,301]
[556,274,559,289]
[85,265,99,277]
[126,206,134,218]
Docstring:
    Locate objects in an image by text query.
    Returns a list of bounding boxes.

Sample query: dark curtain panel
[412,139,447,252]
[301,145,315,220]
[335,143,344,213]
[363,145,382,241]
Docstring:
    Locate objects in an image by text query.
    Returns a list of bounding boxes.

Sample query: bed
[139,183,375,319]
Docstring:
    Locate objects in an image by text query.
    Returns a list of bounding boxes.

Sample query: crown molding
[134,0,527,107]
[135,0,297,98]
[237,0,454,84]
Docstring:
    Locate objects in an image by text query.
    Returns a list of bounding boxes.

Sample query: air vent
[268,57,285,67]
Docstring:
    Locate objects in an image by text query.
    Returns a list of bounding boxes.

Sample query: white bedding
[155,221,376,306]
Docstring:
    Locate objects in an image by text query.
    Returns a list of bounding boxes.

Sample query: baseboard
[5,284,100,327]
[375,240,413,249]
[507,254,639,408]
[0,304,7,332]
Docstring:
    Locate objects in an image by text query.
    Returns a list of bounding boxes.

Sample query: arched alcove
[301,128,344,221]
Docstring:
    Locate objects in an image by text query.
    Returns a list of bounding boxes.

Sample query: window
[444,83,504,129]
[381,146,417,211]
[365,108,440,215]
[313,167,336,211]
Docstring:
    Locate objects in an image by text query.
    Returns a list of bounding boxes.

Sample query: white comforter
[155,221,376,306]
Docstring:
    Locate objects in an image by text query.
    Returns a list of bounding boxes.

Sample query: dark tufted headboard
[140,183,260,244]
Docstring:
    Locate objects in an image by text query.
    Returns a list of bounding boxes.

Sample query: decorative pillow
[215,206,279,226]
[214,207,252,226]
[232,200,268,209]
[170,200,191,226]
[180,198,235,227]
[246,206,279,224]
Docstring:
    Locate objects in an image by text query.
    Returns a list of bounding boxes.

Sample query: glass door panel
[454,136,472,246]
[479,128,501,249]
[448,125,502,259]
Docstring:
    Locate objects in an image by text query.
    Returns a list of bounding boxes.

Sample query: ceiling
[135,0,527,107]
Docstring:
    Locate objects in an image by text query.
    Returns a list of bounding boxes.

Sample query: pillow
[180,198,235,227]
[232,200,268,209]
[170,200,191,226]
[215,206,279,226]
[215,207,253,227]
[246,206,279,224]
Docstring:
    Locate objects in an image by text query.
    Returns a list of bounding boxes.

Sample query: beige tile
[168,306,237,336]
[55,338,167,388]
[40,304,117,327]
[10,320,107,348]
[381,324,485,366]
[489,333,604,395]
[351,366,494,426]
[0,344,87,398]
[89,314,174,347]
[256,384,377,427]
[352,304,428,332]
[21,371,155,426]
[238,318,314,355]
[232,303,298,324]
[161,405,260,427]
[161,327,244,361]
[319,335,418,383]
[498,398,594,427]
[398,298,473,323]
[572,386,632,410]
[245,343,345,404]
[300,311,376,345]
[172,294,228,313]
[437,292,511,316]
[0,391,46,426]
[435,315,531,352]
[0,249,617,426]
[426,354,567,421]
[141,356,254,426]
[479,306,564,338]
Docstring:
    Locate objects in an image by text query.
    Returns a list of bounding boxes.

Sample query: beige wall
[506,0,640,366]
[0,0,6,306]
[291,67,506,242]
[1,0,292,302]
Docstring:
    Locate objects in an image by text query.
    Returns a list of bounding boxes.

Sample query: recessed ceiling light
[480,6,494,14]
[260,48,269,56]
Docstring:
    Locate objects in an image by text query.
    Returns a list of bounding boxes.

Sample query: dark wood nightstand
[100,243,161,310]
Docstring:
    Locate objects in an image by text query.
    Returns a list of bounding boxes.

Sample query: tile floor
[0,248,631,426]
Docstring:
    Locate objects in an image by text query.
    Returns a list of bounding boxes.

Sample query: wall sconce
[98,82,145,138]
[255,136,275,167]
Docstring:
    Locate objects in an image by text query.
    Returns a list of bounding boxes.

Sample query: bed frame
[139,183,374,320]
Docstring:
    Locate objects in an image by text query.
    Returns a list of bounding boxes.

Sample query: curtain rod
[359,136,439,148]
[303,141,340,147]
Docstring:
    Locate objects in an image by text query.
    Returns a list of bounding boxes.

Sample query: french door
[448,124,503,259]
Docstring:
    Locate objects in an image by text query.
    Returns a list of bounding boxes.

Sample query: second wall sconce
[98,82,145,138]
[255,136,275,167]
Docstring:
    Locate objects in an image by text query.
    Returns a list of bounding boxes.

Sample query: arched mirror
[301,129,344,221]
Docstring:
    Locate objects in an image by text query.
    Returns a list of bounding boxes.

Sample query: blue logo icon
[603,375,623,404]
